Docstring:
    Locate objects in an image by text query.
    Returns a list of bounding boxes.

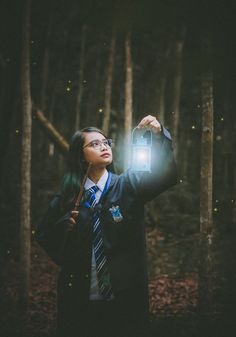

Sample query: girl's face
[82,132,113,167]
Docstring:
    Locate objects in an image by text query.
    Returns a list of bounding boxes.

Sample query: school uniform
[35,127,177,337]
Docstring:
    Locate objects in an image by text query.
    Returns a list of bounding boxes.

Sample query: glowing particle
[207,234,212,245]
[214,207,218,212]
[7,250,10,254]
[15,129,19,134]
[220,117,224,122]
[66,87,71,92]
[179,179,183,183]
[32,230,35,235]
[70,274,74,278]
[197,104,201,108]
[30,40,34,44]
[68,282,73,287]
[215,200,219,203]
[83,80,87,84]
[216,135,222,141]
[98,108,103,113]
[191,125,196,130]
[68,80,71,83]
[231,199,234,203]
[34,254,38,258]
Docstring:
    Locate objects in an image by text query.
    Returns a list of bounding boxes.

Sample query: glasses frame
[83,138,113,150]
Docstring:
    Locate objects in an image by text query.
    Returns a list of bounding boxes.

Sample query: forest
[0,0,236,336]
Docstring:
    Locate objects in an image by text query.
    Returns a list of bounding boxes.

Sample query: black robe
[35,128,177,337]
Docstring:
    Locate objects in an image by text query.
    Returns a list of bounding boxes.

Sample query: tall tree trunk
[170,28,185,157]
[74,24,87,131]
[39,10,54,158]
[19,0,32,316]
[124,31,133,170]
[102,30,116,135]
[40,7,53,112]
[158,77,166,124]
[40,47,50,112]
[40,46,55,157]
[157,42,171,125]
[87,36,102,126]
[233,157,236,223]
[199,46,214,325]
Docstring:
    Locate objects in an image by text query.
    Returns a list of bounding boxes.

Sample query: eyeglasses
[83,139,113,150]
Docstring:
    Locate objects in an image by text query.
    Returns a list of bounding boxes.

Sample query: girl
[36,115,177,337]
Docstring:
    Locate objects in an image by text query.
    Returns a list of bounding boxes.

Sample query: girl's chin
[92,160,112,167]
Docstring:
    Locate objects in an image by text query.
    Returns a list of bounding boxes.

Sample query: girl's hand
[68,210,79,230]
[137,115,162,134]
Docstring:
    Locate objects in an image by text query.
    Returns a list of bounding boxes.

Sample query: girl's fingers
[138,115,156,128]
[69,210,78,226]
[149,120,162,133]
[71,211,79,216]
[137,115,161,134]
[69,218,76,225]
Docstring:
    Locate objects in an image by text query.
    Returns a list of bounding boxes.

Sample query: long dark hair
[61,127,114,208]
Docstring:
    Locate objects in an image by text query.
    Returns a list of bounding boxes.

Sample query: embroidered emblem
[109,205,123,223]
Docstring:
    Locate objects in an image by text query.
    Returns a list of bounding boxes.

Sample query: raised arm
[125,115,178,203]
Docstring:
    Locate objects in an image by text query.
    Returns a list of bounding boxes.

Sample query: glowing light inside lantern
[132,147,151,171]
[131,128,152,172]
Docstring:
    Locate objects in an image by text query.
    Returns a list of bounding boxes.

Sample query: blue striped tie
[85,185,113,300]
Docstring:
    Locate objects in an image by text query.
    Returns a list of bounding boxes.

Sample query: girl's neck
[88,167,106,184]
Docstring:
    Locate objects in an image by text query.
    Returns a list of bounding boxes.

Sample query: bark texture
[199,66,214,320]
[124,31,133,169]
[102,30,116,135]
[20,0,32,314]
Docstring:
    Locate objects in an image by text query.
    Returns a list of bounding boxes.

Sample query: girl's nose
[100,142,107,150]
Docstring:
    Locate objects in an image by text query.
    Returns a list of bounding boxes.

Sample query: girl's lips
[101,153,110,157]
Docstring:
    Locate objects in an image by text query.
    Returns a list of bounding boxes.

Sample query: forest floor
[1,239,199,337]
[1,237,235,337]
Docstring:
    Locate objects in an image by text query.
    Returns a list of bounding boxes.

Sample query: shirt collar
[84,170,108,192]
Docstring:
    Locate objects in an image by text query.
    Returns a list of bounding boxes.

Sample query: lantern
[131,127,152,172]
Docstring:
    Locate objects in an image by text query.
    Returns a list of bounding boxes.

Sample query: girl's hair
[61,127,114,208]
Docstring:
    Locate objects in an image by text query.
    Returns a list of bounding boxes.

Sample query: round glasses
[83,139,113,150]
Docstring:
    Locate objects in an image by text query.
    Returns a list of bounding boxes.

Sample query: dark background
[0,0,236,336]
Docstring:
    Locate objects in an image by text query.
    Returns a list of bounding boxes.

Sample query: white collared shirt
[84,169,108,203]
[84,170,108,300]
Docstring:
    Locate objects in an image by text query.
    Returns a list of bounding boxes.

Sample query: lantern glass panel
[131,146,151,172]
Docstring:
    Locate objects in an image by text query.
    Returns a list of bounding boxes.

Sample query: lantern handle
[132,126,153,145]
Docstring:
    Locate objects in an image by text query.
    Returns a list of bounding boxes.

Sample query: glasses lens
[107,139,112,147]
[90,141,100,148]
[85,139,113,149]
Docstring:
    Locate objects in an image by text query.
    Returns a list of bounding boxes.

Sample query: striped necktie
[85,185,113,300]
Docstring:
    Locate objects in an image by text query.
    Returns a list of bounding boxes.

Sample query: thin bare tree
[124,31,133,169]
[157,42,171,125]
[170,27,186,157]
[199,39,214,324]
[75,24,87,131]
[102,30,116,135]
[19,0,32,316]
